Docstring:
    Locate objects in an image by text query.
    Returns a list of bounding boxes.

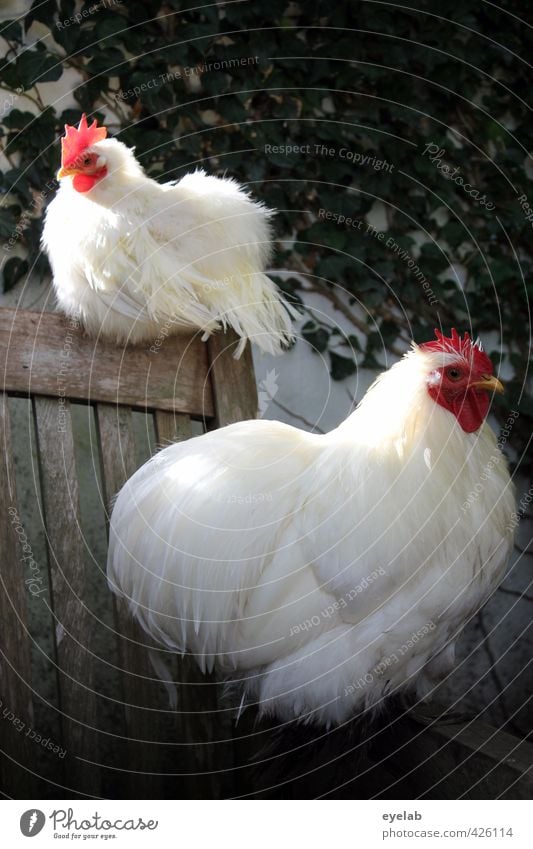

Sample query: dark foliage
[0,1,531,460]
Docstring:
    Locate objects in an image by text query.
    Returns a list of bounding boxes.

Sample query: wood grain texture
[154,410,192,448]
[373,705,533,800]
[33,396,100,798]
[0,393,36,798]
[96,403,169,797]
[0,307,214,418]
[207,330,258,427]
[96,404,137,519]
[419,716,533,799]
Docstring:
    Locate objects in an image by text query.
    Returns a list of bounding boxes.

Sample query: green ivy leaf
[15,49,63,88]
[25,0,58,30]
[302,321,329,353]
[1,19,24,41]
[330,350,357,380]
[0,208,18,238]
[2,256,28,292]
[0,0,528,462]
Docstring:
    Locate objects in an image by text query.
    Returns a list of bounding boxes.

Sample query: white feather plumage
[107,344,515,726]
[42,137,296,355]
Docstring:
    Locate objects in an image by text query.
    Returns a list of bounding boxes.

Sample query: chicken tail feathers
[205,271,299,357]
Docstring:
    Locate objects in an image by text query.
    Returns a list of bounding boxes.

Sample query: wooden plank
[207,330,258,426]
[421,717,533,799]
[154,410,192,448]
[33,396,100,797]
[0,393,36,798]
[374,706,533,799]
[0,307,214,418]
[96,405,147,776]
[96,405,138,517]
[97,403,172,797]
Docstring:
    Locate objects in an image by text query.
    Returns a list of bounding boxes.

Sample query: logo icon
[257,368,279,417]
[20,810,45,837]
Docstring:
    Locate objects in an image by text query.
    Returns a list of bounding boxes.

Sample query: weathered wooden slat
[33,396,100,797]
[433,720,533,800]
[416,716,533,799]
[207,330,258,426]
[0,307,214,418]
[96,403,171,797]
[0,393,36,798]
[154,410,192,447]
[375,706,533,799]
[96,405,137,521]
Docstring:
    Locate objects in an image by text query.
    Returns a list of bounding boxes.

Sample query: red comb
[61,114,107,167]
[420,328,493,372]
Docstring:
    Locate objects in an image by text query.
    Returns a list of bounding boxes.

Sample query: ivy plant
[0,0,531,462]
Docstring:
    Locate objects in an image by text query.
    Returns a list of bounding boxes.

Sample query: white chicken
[107,329,515,727]
[42,114,295,356]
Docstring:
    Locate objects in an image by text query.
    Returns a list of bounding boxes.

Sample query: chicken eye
[446,367,462,381]
[83,156,91,165]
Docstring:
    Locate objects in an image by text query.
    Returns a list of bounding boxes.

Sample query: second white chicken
[108,330,515,726]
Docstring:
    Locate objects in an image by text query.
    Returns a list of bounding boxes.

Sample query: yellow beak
[469,374,504,394]
[57,165,79,179]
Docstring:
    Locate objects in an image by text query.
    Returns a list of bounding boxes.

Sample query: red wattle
[451,390,490,433]
[73,173,98,193]
[429,385,490,433]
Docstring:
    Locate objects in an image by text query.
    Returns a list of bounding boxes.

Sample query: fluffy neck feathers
[335,346,494,459]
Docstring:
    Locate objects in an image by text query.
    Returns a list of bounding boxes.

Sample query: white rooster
[107,329,515,726]
[42,114,295,356]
